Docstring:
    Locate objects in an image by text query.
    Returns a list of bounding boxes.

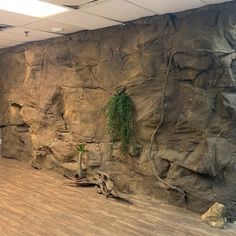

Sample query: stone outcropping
[0,1,236,221]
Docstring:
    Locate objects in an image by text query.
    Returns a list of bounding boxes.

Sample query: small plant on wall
[107,90,134,154]
[75,143,85,179]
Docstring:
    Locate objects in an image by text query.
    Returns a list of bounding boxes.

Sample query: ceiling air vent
[0,24,13,31]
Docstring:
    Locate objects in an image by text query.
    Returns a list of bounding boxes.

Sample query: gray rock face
[158,137,236,177]
[0,1,236,221]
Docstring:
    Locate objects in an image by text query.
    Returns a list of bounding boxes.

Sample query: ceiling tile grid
[0,0,233,49]
[47,9,121,30]
[0,10,38,26]
[125,0,206,14]
[3,27,60,42]
[42,0,93,6]
[24,19,85,35]
[80,0,155,22]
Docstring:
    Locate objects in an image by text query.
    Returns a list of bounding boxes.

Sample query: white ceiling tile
[47,10,120,30]
[0,32,18,42]
[0,10,38,26]
[126,0,205,14]
[2,27,60,43]
[24,20,85,34]
[81,0,155,22]
[0,38,21,44]
[42,0,234,9]
[0,38,23,48]
[41,0,92,6]
[0,0,232,50]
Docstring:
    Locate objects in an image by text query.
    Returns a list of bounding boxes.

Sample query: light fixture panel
[0,0,70,18]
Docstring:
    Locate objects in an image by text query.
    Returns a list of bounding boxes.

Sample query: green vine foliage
[107,90,134,154]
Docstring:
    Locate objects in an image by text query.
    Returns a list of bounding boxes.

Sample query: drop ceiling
[0,0,233,49]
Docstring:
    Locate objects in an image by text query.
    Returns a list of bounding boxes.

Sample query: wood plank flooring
[0,158,235,236]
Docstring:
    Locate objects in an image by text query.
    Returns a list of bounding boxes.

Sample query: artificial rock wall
[0,1,236,221]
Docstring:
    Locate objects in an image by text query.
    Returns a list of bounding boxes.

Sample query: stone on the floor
[202,202,227,229]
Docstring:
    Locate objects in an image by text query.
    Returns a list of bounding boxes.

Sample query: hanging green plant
[107,90,134,154]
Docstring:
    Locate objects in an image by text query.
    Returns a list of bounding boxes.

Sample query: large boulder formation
[0,1,236,221]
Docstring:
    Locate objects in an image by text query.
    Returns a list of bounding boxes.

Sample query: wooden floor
[0,158,235,236]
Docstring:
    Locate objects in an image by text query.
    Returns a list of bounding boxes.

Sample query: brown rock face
[0,1,236,221]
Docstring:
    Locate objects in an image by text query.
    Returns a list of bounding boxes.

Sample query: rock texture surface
[0,1,236,221]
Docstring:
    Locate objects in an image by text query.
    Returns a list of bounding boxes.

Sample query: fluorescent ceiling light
[0,0,69,18]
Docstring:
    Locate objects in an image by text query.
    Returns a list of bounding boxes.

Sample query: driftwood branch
[67,171,118,198]
[94,171,118,198]
[148,48,236,198]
